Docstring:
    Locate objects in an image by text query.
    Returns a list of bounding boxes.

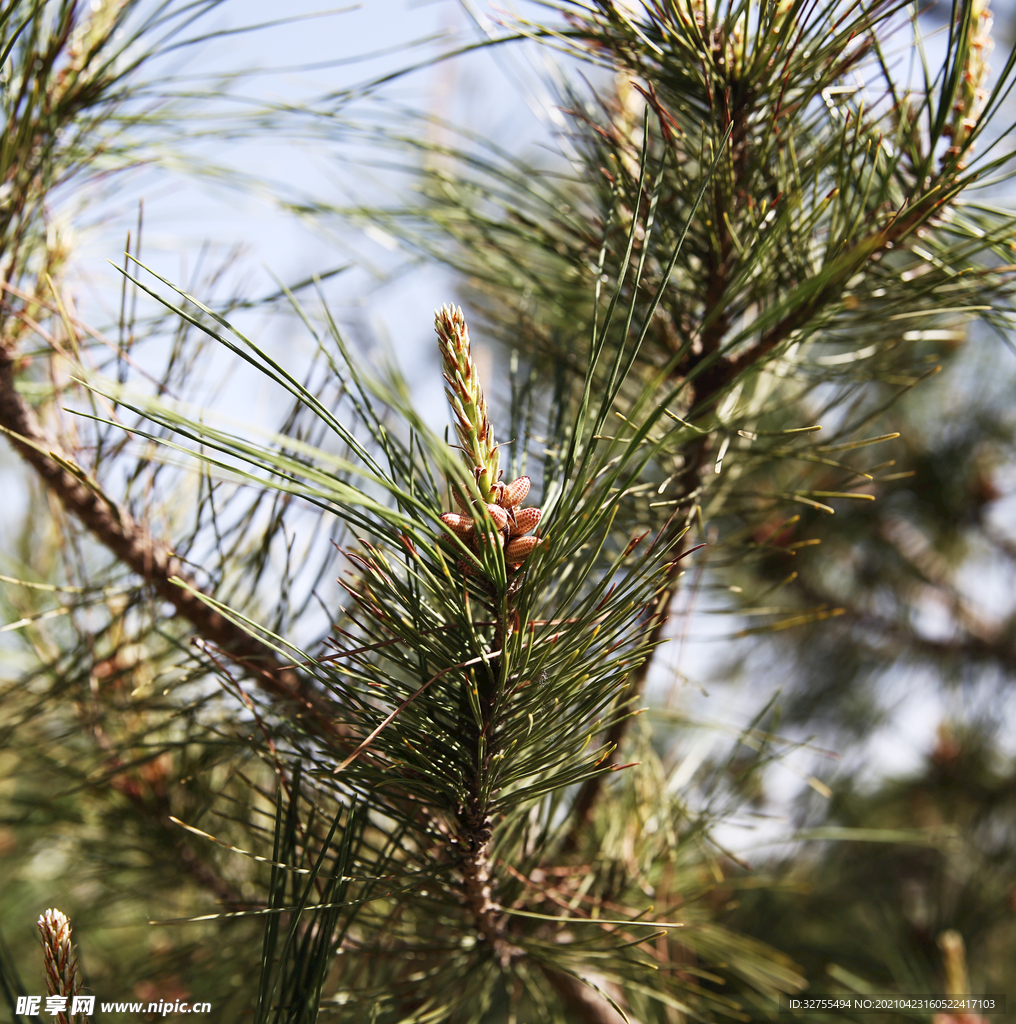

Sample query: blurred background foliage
[0,0,1014,1022]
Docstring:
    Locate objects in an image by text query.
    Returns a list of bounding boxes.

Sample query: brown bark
[460,831,523,967]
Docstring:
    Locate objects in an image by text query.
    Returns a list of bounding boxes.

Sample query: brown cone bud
[476,530,505,550]
[440,512,475,537]
[510,507,541,536]
[483,503,509,531]
[502,475,531,509]
[505,536,540,564]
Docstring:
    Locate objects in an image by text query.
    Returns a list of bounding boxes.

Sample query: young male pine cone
[440,474,542,574]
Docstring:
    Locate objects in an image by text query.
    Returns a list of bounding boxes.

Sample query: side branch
[0,349,347,744]
[567,188,963,836]
[691,196,957,407]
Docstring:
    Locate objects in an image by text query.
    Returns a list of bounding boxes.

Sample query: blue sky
[63,0,560,431]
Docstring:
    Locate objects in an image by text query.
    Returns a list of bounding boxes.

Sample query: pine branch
[564,406,713,841]
[510,26,1001,842]
[690,190,968,407]
[0,344,348,746]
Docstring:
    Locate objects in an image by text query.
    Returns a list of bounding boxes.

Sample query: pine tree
[1,2,1014,1023]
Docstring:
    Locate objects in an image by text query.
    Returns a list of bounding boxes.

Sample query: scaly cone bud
[510,506,541,537]
[37,909,84,1024]
[502,475,531,509]
[440,512,476,538]
[435,305,500,502]
[505,536,540,565]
